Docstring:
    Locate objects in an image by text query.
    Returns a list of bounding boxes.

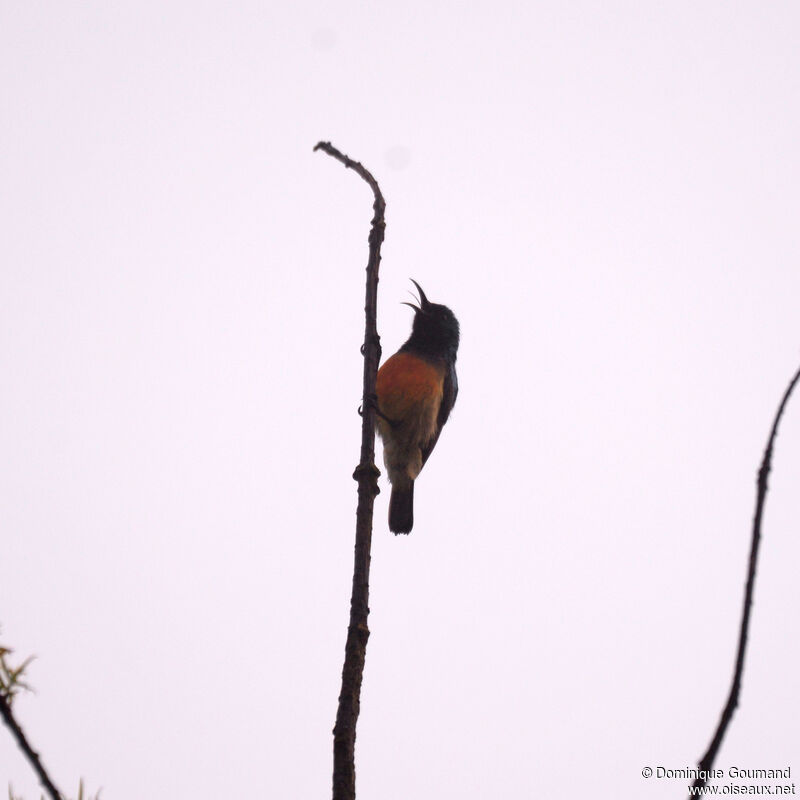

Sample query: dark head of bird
[401,279,460,361]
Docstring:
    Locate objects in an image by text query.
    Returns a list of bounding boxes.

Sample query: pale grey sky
[1,2,799,798]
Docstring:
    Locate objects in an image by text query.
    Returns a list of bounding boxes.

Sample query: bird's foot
[359,394,400,428]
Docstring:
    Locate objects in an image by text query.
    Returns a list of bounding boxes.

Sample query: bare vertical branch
[314,141,386,800]
[690,361,800,796]
[0,693,64,800]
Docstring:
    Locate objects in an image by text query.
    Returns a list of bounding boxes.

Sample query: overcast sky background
[2,2,799,798]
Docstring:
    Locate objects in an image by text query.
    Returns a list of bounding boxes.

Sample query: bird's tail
[389,482,414,535]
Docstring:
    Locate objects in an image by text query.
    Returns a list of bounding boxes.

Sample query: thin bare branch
[0,693,64,800]
[314,141,386,800]
[690,361,800,796]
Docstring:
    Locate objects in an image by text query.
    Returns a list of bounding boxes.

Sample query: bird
[375,280,460,534]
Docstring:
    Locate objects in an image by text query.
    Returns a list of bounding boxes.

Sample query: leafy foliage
[0,638,35,705]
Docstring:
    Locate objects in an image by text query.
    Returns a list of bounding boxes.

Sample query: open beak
[401,279,430,313]
[407,278,430,312]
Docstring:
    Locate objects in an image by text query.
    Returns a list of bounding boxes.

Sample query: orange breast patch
[376,352,444,422]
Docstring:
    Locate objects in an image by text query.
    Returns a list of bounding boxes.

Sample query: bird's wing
[421,362,457,466]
